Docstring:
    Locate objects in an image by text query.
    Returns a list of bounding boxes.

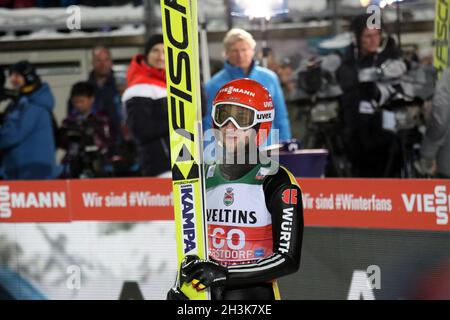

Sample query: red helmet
[212,78,274,146]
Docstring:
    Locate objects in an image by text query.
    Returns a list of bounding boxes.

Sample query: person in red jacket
[122,34,171,177]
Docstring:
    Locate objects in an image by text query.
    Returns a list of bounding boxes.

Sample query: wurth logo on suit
[279,207,294,254]
[278,188,299,254]
[282,188,298,205]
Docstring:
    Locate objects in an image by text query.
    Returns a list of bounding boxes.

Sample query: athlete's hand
[180,255,228,291]
[166,287,189,300]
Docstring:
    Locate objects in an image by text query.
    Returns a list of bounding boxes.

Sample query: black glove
[180,255,228,291]
[166,287,189,300]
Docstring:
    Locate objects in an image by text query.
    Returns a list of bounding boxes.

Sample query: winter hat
[144,34,164,56]
[9,60,40,87]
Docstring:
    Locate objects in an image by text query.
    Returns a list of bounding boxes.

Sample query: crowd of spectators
[0,13,448,180]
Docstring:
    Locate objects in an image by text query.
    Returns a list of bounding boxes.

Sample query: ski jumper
[205,161,304,300]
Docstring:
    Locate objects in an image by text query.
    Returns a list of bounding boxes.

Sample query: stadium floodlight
[230,0,289,21]
[229,0,289,68]
[360,0,405,8]
[379,0,405,9]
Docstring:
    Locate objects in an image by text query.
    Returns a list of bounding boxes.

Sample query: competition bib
[206,182,273,265]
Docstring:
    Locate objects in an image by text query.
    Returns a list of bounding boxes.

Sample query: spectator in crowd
[89,46,123,134]
[420,67,450,178]
[67,46,122,146]
[276,58,305,142]
[59,82,114,178]
[256,48,304,141]
[337,14,407,177]
[203,28,292,146]
[0,61,56,180]
[277,58,296,94]
[257,47,279,72]
[122,34,171,177]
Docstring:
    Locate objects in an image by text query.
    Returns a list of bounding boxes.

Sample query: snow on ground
[1,25,146,42]
[0,4,143,28]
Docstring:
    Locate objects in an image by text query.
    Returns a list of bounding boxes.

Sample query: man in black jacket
[337,14,406,177]
[88,46,123,145]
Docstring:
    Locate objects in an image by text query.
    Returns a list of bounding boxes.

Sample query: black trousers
[213,282,279,300]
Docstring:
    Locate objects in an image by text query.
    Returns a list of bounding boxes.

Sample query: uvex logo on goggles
[213,103,274,130]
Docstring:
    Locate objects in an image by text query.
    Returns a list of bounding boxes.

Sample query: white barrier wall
[0,222,177,300]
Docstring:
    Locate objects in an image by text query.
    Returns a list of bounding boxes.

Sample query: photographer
[0,61,56,180]
[337,14,406,177]
[60,82,114,178]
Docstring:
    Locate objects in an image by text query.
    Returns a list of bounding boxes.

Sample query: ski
[433,0,450,78]
[161,0,209,300]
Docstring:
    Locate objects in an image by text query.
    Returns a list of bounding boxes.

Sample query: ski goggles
[212,103,274,130]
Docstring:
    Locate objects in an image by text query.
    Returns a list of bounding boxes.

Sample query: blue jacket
[204,61,292,146]
[0,83,56,180]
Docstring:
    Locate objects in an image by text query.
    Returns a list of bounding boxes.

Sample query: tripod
[301,98,352,177]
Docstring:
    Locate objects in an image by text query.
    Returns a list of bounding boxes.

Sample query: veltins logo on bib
[224,188,234,207]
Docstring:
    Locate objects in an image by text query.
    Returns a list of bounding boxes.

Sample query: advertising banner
[1,178,449,300]
[2,178,449,231]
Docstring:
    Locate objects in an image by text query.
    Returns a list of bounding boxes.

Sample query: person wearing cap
[203,28,292,147]
[337,14,406,178]
[168,79,303,300]
[122,34,171,177]
[0,60,57,180]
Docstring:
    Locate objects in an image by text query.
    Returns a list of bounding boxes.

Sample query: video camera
[289,54,351,177]
[0,67,19,104]
[357,59,436,178]
[60,117,107,179]
[290,54,343,123]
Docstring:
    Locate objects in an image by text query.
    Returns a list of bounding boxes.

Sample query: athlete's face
[220,120,253,154]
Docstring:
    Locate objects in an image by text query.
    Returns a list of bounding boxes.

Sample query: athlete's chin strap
[220,144,260,180]
[221,162,258,181]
